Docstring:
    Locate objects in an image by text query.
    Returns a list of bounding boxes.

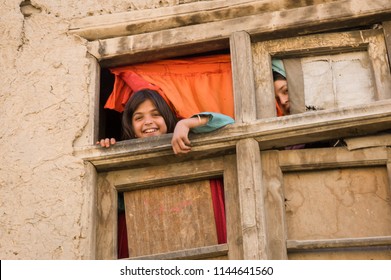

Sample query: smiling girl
[97,89,234,154]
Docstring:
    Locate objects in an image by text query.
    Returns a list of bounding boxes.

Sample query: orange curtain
[105,54,235,119]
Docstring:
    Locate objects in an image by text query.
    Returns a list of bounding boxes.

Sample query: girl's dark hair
[273,71,286,81]
[122,89,178,139]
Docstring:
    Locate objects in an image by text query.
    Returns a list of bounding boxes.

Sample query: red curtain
[117,211,129,259]
[105,54,234,119]
[210,178,227,244]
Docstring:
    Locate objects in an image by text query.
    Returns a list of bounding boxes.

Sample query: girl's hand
[171,115,209,154]
[96,138,116,148]
[171,119,192,154]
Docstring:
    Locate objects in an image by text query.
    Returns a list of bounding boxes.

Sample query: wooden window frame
[252,28,391,119]
[278,146,391,257]
[96,155,243,260]
[71,0,391,259]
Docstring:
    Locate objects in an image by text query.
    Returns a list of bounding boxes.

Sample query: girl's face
[274,79,290,115]
[132,99,168,138]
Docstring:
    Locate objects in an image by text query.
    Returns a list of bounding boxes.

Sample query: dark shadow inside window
[99,68,122,141]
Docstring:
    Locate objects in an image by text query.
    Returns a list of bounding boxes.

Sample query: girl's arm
[171,115,209,154]
[171,113,234,154]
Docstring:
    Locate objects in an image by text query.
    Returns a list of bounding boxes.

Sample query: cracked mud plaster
[20,0,41,17]
[284,166,391,240]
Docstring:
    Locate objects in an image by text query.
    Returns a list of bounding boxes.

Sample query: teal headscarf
[272,59,286,77]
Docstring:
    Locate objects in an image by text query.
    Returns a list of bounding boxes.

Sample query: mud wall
[0,0,203,260]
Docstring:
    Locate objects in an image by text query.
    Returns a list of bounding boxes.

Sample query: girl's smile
[132,99,168,138]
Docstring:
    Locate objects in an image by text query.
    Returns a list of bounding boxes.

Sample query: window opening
[272,58,347,149]
[98,50,230,142]
[98,50,231,259]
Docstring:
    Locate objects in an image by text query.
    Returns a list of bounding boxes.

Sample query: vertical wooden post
[236,138,268,259]
[383,21,391,71]
[252,43,277,119]
[84,161,98,260]
[96,173,118,259]
[262,151,288,259]
[387,148,391,196]
[89,54,101,145]
[230,31,257,123]
[230,30,276,259]
[223,155,244,259]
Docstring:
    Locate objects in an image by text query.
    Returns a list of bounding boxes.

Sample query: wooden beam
[96,174,117,259]
[383,21,391,70]
[261,151,288,259]
[387,148,391,198]
[69,0,339,40]
[278,146,389,171]
[223,155,244,259]
[104,157,224,191]
[287,236,391,251]
[74,100,391,171]
[127,244,228,260]
[236,138,267,259]
[84,0,391,66]
[230,31,257,123]
[345,133,391,150]
[252,46,276,118]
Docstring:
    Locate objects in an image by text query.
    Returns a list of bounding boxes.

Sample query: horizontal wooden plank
[127,244,228,260]
[74,99,391,171]
[278,146,389,171]
[344,133,391,150]
[103,157,224,191]
[70,0,255,30]
[84,0,391,66]
[70,0,338,40]
[256,28,380,57]
[287,236,391,251]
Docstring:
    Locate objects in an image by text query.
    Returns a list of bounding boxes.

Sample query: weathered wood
[284,166,391,240]
[127,244,228,260]
[345,133,391,150]
[90,55,100,144]
[278,147,389,171]
[75,100,391,171]
[223,154,244,259]
[287,236,391,251]
[283,58,305,114]
[69,0,340,40]
[85,162,98,260]
[256,29,375,57]
[251,45,276,118]
[387,149,391,199]
[383,21,391,70]
[230,31,257,123]
[261,151,287,259]
[124,180,218,257]
[367,30,391,100]
[236,138,267,259]
[105,157,224,191]
[288,248,391,260]
[85,0,391,66]
[96,173,117,259]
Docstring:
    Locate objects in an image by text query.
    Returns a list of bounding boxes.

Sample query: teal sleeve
[190,112,234,134]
